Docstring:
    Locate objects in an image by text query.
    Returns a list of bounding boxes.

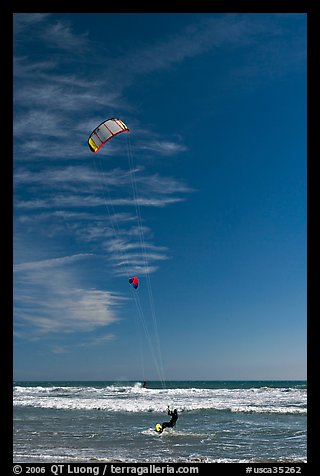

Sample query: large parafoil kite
[88,118,129,153]
[89,118,138,290]
[129,276,139,290]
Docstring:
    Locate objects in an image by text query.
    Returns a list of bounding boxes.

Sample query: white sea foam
[13,384,306,414]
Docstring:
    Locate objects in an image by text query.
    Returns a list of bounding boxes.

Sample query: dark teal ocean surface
[13,380,307,463]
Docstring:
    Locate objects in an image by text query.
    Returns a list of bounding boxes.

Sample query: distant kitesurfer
[160,407,178,432]
[142,381,147,388]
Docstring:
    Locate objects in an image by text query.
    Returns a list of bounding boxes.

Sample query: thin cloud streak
[78,333,116,347]
[14,166,193,195]
[49,333,116,353]
[13,253,92,273]
[14,13,89,53]
[138,141,188,155]
[15,195,185,210]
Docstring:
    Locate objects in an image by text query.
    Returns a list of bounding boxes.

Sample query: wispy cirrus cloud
[14,160,192,278]
[13,56,58,76]
[14,13,89,53]
[13,253,92,273]
[14,254,126,337]
[13,13,51,33]
[138,140,188,155]
[78,333,116,347]
[15,194,186,211]
[15,164,192,190]
[14,164,193,208]
[14,81,121,113]
[14,286,123,335]
[45,21,89,51]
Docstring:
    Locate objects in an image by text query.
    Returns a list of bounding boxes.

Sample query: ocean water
[13,380,307,463]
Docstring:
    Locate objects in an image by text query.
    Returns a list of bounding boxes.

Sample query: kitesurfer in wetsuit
[161,407,178,431]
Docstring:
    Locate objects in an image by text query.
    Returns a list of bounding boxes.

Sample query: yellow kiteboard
[155,423,163,433]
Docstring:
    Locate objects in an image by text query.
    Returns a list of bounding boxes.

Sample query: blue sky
[13,13,307,381]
